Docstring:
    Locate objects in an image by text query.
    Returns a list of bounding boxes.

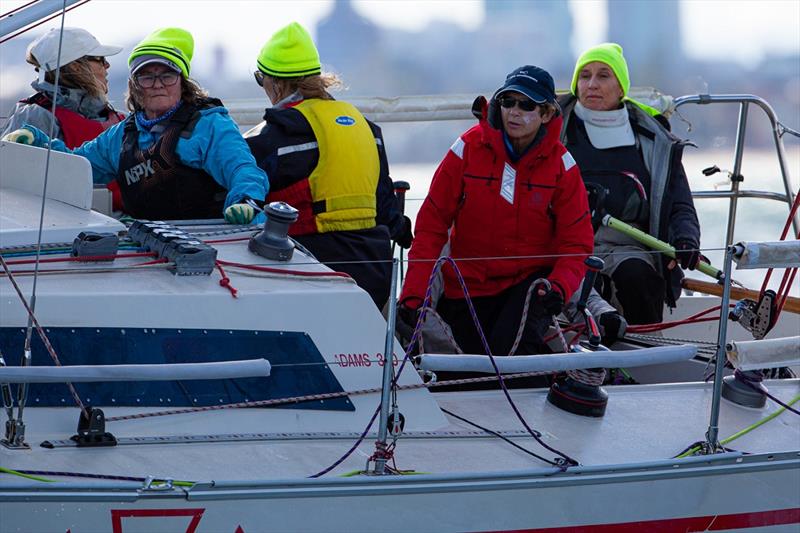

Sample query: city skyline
[1,0,798,80]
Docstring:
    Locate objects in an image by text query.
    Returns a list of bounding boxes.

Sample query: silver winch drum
[248,201,300,261]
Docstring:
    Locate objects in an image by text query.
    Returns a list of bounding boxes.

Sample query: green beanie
[571,42,662,117]
[570,42,630,97]
[257,22,321,78]
[128,27,193,79]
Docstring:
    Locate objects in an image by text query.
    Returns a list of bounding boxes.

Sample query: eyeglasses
[253,70,266,87]
[135,71,180,88]
[84,56,108,65]
[498,95,539,112]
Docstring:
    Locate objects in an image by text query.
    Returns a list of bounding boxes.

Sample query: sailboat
[1,2,799,532]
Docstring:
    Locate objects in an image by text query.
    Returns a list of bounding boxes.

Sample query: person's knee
[612,259,660,291]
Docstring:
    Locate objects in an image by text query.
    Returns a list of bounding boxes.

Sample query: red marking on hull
[110,508,205,533]
[492,507,800,532]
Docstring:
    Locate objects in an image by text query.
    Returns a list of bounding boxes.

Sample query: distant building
[607,0,685,91]
[317,0,389,92]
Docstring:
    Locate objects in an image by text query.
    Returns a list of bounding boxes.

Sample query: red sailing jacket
[400,98,593,305]
[26,93,125,210]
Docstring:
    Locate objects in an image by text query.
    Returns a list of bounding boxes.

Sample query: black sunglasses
[498,95,539,112]
[84,55,108,65]
[254,70,266,87]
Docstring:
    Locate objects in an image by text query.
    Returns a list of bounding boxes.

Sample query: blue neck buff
[136,101,182,130]
[502,125,546,163]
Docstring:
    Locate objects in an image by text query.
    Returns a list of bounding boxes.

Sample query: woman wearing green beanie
[245,22,411,309]
[3,27,267,224]
[558,43,701,325]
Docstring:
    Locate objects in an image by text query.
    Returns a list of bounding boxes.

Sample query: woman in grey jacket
[559,43,701,325]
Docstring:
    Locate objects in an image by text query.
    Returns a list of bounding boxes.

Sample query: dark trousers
[605,258,665,325]
[436,273,552,356]
[295,226,392,309]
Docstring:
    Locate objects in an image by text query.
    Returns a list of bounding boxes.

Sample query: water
[390,147,799,294]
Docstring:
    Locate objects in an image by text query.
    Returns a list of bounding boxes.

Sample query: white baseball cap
[27,27,122,72]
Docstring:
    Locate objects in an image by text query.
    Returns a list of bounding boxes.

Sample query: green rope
[0,466,53,483]
[677,393,800,458]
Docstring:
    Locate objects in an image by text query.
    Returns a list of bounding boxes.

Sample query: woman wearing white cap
[559,43,701,325]
[2,27,124,147]
[1,28,126,209]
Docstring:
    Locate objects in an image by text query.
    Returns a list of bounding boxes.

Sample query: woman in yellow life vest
[246,22,412,309]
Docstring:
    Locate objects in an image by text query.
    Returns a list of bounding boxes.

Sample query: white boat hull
[2,453,798,532]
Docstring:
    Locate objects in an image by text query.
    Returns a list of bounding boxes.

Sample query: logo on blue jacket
[335,116,356,126]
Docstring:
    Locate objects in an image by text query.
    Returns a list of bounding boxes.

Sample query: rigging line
[17,0,68,427]
[4,468,194,486]
[675,393,800,458]
[0,262,174,276]
[0,255,88,418]
[0,0,38,18]
[4,252,156,265]
[104,371,552,423]
[0,0,91,44]
[447,257,579,467]
[758,187,800,294]
[440,407,556,465]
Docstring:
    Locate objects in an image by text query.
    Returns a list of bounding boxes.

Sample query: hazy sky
[1,0,798,79]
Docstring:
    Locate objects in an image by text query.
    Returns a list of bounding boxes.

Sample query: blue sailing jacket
[23,106,268,219]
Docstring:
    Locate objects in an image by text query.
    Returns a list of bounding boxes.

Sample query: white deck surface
[2,379,798,485]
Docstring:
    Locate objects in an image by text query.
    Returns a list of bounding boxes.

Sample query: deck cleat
[70,407,116,447]
[71,231,119,260]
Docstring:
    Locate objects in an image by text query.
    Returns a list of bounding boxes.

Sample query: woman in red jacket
[398,65,594,356]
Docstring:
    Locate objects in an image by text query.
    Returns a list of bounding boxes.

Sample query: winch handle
[577,256,604,314]
[393,180,411,215]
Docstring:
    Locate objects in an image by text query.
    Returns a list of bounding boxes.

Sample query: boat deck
[3,379,798,484]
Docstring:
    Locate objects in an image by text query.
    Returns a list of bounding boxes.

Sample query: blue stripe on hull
[0,327,352,411]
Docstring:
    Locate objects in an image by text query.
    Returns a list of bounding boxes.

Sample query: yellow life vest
[294,99,379,233]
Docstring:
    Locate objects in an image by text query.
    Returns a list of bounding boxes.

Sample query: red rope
[215,261,238,298]
[758,188,800,294]
[627,315,722,334]
[4,252,155,265]
[216,259,352,279]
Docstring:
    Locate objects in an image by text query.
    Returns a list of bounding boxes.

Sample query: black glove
[395,216,414,250]
[673,240,701,270]
[531,281,564,318]
[395,302,420,347]
[599,311,626,346]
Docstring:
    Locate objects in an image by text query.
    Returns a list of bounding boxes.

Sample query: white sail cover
[732,241,800,269]
[0,359,271,383]
[417,345,697,374]
[726,336,800,370]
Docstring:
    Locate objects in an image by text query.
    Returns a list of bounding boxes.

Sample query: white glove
[2,128,34,145]
[224,202,256,224]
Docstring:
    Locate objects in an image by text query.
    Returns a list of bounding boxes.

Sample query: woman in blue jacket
[3,27,267,224]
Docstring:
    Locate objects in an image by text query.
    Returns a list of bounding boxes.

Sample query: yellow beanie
[129,27,193,79]
[257,22,321,78]
[571,42,630,97]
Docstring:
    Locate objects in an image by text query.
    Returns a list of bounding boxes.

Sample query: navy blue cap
[493,65,556,104]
